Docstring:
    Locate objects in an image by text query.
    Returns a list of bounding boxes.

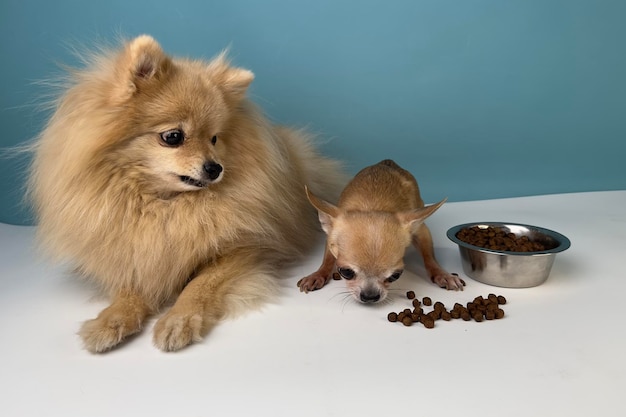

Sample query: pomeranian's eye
[337,267,356,280]
[211,135,218,145]
[386,270,403,283]
[160,129,185,147]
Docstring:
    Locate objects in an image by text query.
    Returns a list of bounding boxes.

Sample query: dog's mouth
[179,176,208,188]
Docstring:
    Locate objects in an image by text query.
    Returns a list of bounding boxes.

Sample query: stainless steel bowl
[446,222,571,288]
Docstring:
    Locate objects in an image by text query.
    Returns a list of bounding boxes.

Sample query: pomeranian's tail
[278,126,348,204]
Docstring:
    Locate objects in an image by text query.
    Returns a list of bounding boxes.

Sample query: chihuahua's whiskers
[377,295,395,307]
[336,292,355,312]
[387,287,406,294]
[328,289,350,302]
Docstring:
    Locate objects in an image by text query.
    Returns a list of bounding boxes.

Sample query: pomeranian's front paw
[431,272,466,291]
[79,311,143,353]
[297,272,331,293]
[153,310,205,352]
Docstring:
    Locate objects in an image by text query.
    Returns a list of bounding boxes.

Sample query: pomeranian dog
[28,35,344,353]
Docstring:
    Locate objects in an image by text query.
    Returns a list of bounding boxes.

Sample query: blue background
[1,0,625,225]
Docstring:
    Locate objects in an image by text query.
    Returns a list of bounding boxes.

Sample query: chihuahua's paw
[153,310,205,352]
[297,272,331,293]
[432,272,466,291]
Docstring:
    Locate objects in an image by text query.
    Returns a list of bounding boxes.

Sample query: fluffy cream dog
[28,35,344,352]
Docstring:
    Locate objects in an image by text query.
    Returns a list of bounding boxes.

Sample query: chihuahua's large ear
[397,198,447,230]
[305,186,340,234]
[207,52,254,103]
[111,35,170,104]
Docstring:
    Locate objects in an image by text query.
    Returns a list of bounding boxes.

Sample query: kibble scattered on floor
[387,292,507,329]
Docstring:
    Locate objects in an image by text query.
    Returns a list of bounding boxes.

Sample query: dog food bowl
[446,222,571,288]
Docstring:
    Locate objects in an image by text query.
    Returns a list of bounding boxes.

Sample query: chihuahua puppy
[298,159,464,303]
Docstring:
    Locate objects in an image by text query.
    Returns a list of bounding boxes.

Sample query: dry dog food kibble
[420,315,435,329]
[456,225,554,252]
[387,292,507,329]
[406,291,416,300]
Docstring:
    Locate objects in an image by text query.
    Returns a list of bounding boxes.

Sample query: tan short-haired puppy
[298,159,464,303]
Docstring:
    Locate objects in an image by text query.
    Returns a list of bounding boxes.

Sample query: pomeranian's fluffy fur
[29,35,344,353]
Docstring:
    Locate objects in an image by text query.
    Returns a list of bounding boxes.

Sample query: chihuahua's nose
[203,161,223,181]
[360,290,381,303]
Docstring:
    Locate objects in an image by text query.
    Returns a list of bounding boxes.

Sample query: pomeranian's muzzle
[180,161,223,188]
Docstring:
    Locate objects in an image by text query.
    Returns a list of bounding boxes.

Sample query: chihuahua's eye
[386,270,403,283]
[160,129,185,147]
[337,267,355,280]
[211,135,218,145]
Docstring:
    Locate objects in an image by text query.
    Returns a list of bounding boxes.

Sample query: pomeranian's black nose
[360,290,381,303]
[203,161,223,181]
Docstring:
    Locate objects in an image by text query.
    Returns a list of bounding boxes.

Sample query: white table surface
[1,191,624,417]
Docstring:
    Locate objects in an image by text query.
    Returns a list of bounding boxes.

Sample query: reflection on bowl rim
[446,222,571,256]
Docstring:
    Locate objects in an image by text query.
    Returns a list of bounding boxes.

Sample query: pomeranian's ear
[305,186,340,234]
[207,52,255,103]
[111,35,170,104]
